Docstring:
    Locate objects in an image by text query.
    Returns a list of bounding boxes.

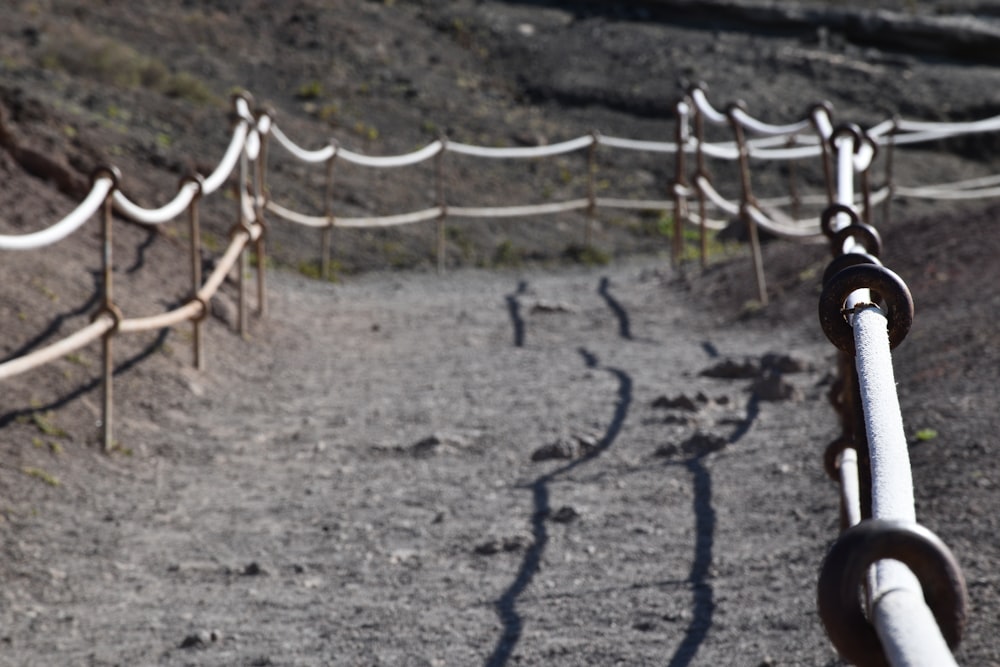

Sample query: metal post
[585,131,597,248]
[672,102,690,267]
[727,106,768,305]
[186,176,205,370]
[99,183,115,452]
[435,137,447,274]
[254,131,268,316]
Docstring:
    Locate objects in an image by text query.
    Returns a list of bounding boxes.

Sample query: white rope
[895,184,1000,200]
[336,207,443,228]
[269,124,336,163]
[447,135,594,158]
[597,135,677,153]
[0,177,113,250]
[112,181,200,225]
[690,87,728,125]
[265,201,330,228]
[449,199,590,218]
[730,106,813,137]
[694,175,741,216]
[338,140,444,167]
[203,121,250,195]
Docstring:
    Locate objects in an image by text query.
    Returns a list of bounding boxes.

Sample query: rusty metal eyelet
[817,519,968,667]
[830,223,882,258]
[819,264,914,353]
[822,252,882,289]
[190,295,211,323]
[178,172,206,199]
[91,303,124,334]
[830,123,865,153]
[820,204,860,238]
[89,165,122,190]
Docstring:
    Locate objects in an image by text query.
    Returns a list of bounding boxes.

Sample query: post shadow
[505,280,529,348]
[597,276,632,341]
[485,347,632,666]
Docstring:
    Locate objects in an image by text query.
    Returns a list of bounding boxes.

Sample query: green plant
[296,81,324,100]
[492,240,524,267]
[22,411,69,439]
[23,467,60,487]
[563,243,609,266]
[915,428,938,442]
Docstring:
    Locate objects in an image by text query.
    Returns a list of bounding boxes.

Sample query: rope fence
[0,84,994,664]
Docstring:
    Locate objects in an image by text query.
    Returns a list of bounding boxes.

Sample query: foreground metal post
[93,168,122,452]
[185,175,205,369]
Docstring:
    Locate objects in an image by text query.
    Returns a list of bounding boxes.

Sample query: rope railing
[815,126,968,665]
[2,87,998,664]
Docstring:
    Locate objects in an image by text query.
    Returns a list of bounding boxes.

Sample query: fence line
[816,129,967,665]
[0,84,993,663]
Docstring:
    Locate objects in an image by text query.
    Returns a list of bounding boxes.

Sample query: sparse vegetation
[22,467,60,487]
[39,24,218,105]
[563,242,610,266]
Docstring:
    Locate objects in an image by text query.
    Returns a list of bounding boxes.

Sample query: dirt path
[1,258,858,666]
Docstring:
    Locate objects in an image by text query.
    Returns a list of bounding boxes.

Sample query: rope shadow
[597,276,632,341]
[662,392,760,666]
[1,271,102,364]
[505,280,529,348]
[485,347,632,667]
[0,327,172,430]
[124,226,160,274]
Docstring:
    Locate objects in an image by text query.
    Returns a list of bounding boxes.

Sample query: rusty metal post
[185,174,205,370]
[672,102,690,266]
[692,105,710,268]
[93,166,122,452]
[585,131,598,249]
[727,104,768,305]
[254,127,269,317]
[435,137,447,274]
[323,148,337,280]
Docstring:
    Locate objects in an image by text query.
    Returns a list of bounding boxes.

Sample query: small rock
[682,432,728,457]
[530,300,577,314]
[410,432,468,458]
[474,539,502,556]
[243,562,266,577]
[654,443,680,458]
[651,394,699,411]
[179,629,221,649]
[531,433,598,462]
[550,506,579,523]
[752,373,802,402]
[761,352,811,374]
[700,358,760,379]
[474,534,531,555]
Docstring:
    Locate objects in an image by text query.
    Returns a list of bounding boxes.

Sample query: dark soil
[2,1,1000,665]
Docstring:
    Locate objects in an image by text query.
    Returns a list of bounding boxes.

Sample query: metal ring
[820,204,860,238]
[178,172,205,199]
[830,223,882,258]
[823,436,855,481]
[817,519,967,667]
[89,165,122,190]
[191,295,211,323]
[91,303,124,334]
[819,264,914,353]
[830,123,865,153]
[822,252,882,288]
